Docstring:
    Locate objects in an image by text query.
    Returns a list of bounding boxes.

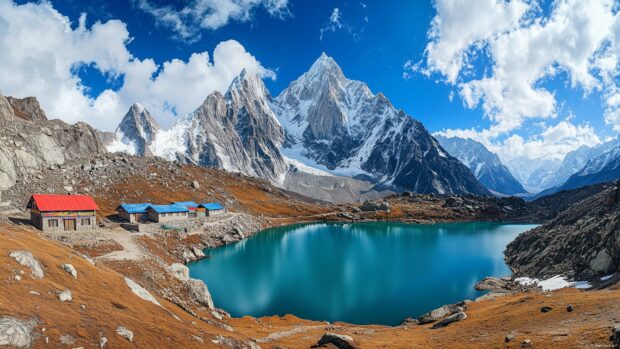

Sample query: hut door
[64,219,76,231]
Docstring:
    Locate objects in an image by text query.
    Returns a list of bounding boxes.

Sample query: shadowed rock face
[6,96,47,122]
[506,181,620,280]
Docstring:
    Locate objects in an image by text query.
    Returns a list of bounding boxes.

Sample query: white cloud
[134,0,290,42]
[320,8,342,40]
[0,1,274,130]
[436,120,602,161]
[415,0,620,160]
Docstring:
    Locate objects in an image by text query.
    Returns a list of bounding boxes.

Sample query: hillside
[506,181,620,280]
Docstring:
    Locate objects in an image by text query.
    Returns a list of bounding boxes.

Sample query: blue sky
[2,0,619,162]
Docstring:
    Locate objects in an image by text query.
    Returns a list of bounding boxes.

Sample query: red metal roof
[29,194,99,212]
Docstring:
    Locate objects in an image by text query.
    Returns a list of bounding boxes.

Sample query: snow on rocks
[115,327,133,342]
[60,264,77,279]
[0,316,36,348]
[515,275,592,291]
[168,263,189,282]
[124,277,161,306]
[9,250,44,279]
[58,289,72,302]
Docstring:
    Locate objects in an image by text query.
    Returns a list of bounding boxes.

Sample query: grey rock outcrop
[115,327,133,342]
[317,333,357,349]
[6,96,48,122]
[57,289,72,302]
[430,311,467,329]
[0,93,105,192]
[417,302,467,325]
[168,263,190,282]
[506,181,620,280]
[60,264,77,279]
[187,278,215,309]
[9,250,44,279]
[0,316,36,348]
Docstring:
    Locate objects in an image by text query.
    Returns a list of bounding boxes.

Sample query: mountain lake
[189,222,537,326]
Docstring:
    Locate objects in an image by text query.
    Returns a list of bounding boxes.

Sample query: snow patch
[515,275,591,291]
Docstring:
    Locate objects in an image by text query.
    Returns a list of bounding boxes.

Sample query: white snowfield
[515,275,591,291]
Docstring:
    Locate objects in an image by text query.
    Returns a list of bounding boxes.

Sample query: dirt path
[95,229,148,261]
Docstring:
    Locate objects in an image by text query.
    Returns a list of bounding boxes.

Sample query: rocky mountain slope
[506,180,620,280]
[273,53,488,195]
[436,136,526,195]
[104,54,489,199]
[0,93,105,194]
[6,96,48,122]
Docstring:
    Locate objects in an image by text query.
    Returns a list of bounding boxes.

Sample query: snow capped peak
[107,103,161,157]
[131,102,146,113]
[226,69,270,101]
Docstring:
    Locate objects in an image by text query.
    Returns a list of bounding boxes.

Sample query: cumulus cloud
[134,0,290,42]
[0,1,274,130]
[414,0,620,160]
[436,120,602,161]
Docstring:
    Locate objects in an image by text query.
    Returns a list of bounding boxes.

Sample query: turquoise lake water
[189,222,537,325]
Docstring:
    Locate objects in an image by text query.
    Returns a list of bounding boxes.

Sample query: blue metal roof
[200,202,224,211]
[172,201,199,208]
[148,204,189,213]
[117,203,151,214]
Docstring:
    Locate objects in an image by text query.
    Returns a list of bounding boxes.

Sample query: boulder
[124,277,160,306]
[0,316,36,348]
[610,323,620,348]
[60,264,77,279]
[474,277,512,292]
[9,250,44,279]
[317,333,357,349]
[192,247,205,258]
[192,180,200,189]
[417,302,465,325]
[187,278,214,309]
[58,289,72,302]
[116,327,133,342]
[168,263,190,282]
[359,201,390,212]
[430,311,467,329]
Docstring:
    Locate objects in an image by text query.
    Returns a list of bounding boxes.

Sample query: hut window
[81,218,91,226]
[48,219,58,227]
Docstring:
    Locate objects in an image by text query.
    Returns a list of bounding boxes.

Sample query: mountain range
[105,53,489,201]
[435,136,527,196]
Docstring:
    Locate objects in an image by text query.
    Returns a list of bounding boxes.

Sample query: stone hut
[116,203,151,223]
[172,201,199,218]
[146,204,189,223]
[27,194,98,232]
[199,202,225,216]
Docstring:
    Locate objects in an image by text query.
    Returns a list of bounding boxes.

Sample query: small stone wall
[122,214,232,234]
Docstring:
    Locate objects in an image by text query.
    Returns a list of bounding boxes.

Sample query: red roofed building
[27,194,98,232]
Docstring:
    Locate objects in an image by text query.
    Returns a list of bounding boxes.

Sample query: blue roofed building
[116,203,151,223]
[146,204,189,223]
[199,202,225,216]
[172,201,199,218]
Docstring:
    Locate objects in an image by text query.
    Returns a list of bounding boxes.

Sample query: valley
[0,60,619,348]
